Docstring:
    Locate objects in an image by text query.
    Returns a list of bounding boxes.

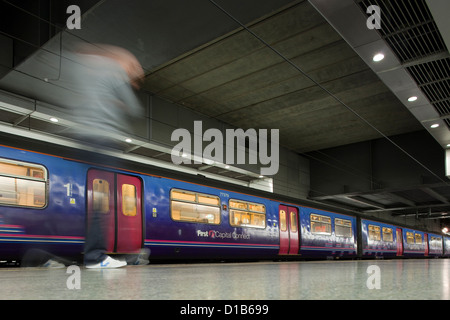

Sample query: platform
[0,259,448,300]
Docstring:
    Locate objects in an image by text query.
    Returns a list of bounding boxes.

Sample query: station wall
[145,93,311,200]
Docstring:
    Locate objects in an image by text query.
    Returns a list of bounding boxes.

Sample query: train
[0,137,449,265]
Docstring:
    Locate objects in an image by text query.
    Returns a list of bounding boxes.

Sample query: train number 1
[63,183,72,197]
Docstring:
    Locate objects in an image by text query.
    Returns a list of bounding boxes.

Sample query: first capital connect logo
[197,229,251,240]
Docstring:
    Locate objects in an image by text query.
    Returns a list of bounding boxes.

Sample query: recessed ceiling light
[224,165,230,169]
[431,123,440,128]
[408,96,418,102]
[259,175,264,179]
[373,53,385,62]
[125,138,133,143]
[49,117,59,123]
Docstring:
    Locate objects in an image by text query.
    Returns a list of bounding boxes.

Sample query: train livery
[0,143,449,264]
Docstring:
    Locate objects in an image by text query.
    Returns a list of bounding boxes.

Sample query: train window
[122,184,137,216]
[415,233,422,244]
[0,158,47,208]
[335,218,352,238]
[430,237,442,250]
[368,225,381,241]
[310,214,331,235]
[230,200,247,210]
[171,190,196,203]
[198,194,220,206]
[93,179,110,214]
[290,211,298,233]
[229,199,266,229]
[279,209,287,232]
[249,203,265,212]
[170,189,220,225]
[406,232,414,244]
[382,227,393,242]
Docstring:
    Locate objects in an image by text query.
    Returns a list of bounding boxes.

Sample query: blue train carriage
[298,206,357,258]
[427,233,443,257]
[361,219,401,257]
[143,175,280,260]
[402,227,427,257]
[443,236,450,257]
[0,145,87,260]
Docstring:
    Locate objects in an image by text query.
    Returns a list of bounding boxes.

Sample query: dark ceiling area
[0,0,450,226]
[0,0,101,69]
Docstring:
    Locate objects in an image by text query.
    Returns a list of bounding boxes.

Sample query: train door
[87,169,143,254]
[116,174,143,252]
[424,233,429,256]
[278,205,299,255]
[396,228,403,256]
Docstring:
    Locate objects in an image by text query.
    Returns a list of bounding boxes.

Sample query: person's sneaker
[42,259,65,268]
[134,248,150,265]
[85,256,127,269]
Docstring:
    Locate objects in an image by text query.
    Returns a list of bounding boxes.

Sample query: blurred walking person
[69,43,145,268]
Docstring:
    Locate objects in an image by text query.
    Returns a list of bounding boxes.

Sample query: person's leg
[83,210,108,265]
[70,136,127,268]
[84,210,127,268]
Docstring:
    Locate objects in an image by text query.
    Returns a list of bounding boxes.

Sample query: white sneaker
[86,256,127,269]
[42,259,65,268]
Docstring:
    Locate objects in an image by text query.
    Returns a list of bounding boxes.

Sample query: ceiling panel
[143,0,422,153]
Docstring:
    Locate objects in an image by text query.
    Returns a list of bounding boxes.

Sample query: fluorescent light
[125,138,133,143]
[408,96,418,102]
[49,117,59,123]
[431,123,440,128]
[373,53,385,62]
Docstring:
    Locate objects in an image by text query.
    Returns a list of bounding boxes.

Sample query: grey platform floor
[0,259,449,300]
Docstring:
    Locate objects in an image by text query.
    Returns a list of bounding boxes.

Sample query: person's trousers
[84,210,109,265]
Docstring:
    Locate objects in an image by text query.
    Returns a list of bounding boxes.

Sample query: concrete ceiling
[143,0,423,153]
[0,0,428,155]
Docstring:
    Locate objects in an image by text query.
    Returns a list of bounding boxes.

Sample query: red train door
[116,174,143,253]
[279,206,289,255]
[278,205,299,255]
[87,169,143,254]
[424,233,429,256]
[87,170,115,252]
[396,228,403,256]
[288,207,299,254]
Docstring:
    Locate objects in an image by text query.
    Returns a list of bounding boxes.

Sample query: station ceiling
[144,1,423,153]
[0,0,450,223]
